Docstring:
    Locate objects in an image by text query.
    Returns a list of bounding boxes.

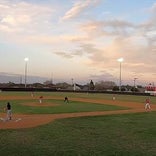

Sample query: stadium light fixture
[134,78,138,89]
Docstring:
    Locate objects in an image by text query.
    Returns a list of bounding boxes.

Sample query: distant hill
[0,72,48,84]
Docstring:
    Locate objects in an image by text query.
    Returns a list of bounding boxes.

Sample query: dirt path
[0,96,155,129]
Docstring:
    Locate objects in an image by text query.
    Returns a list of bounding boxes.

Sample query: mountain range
[0,72,48,84]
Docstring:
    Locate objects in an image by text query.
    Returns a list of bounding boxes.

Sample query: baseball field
[0,91,156,155]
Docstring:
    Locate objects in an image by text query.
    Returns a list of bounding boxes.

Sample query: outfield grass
[1,112,156,156]
[0,99,127,114]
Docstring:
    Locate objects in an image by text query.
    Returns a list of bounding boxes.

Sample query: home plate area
[0,117,22,122]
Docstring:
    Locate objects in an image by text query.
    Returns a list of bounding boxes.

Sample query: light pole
[117,58,124,92]
[71,78,75,90]
[24,57,29,88]
[51,73,53,85]
[71,78,73,86]
[134,78,138,90]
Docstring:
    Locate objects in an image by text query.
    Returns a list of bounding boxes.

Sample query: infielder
[39,96,43,104]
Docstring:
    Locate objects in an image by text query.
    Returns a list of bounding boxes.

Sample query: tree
[43,80,53,85]
[89,80,95,90]
[95,81,116,90]
[131,87,139,92]
[32,83,44,88]
[56,82,71,89]
[113,86,119,91]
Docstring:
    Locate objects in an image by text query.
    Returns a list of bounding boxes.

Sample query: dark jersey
[7,103,11,110]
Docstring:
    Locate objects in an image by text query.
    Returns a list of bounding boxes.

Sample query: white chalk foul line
[15,118,22,122]
[0,118,7,122]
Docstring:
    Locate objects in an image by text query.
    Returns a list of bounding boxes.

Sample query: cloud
[80,19,136,38]
[62,0,100,21]
[54,51,74,59]
[53,44,91,59]
[1,14,31,26]
[138,3,156,35]
[77,12,156,65]
[89,72,117,82]
[150,2,156,12]
[22,33,88,46]
[1,0,156,84]
[55,5,156,83]
[54,43,101,59]
[0,0,54,33]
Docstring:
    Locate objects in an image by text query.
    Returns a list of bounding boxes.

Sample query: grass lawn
[1,112,156,156]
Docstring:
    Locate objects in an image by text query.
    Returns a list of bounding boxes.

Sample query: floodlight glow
[117,58,124,62]
[24,57,29,62]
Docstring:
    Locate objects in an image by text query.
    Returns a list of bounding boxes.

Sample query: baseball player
[112,95,116,100]
[145,97,151,110]
[64,96,69,104]
[39,96,43,104]
[6,102,12,120]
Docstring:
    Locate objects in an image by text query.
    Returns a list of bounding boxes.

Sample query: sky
[0,0,156,86]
